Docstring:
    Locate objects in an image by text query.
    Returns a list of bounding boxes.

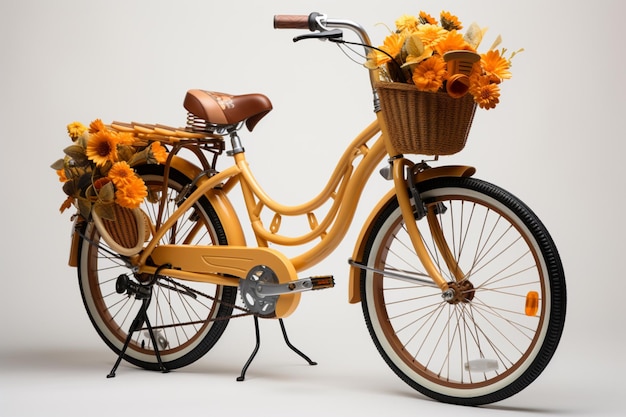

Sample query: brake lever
[293,29,343,42]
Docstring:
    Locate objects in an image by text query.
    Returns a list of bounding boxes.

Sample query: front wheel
[360,176,566,405]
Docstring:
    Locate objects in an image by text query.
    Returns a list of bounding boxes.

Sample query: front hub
[446,280,475,304]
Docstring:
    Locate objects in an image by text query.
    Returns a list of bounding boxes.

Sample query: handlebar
[274,12,378,95]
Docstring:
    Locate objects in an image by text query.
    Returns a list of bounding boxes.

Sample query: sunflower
[412,56,447,92]
[115,177,148,209]
[470,75,501,109]
[86,130,119,167]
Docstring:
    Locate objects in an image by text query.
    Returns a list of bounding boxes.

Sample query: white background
[1,0,624,415]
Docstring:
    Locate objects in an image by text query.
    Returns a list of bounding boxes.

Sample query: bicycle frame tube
[234,120,387,272]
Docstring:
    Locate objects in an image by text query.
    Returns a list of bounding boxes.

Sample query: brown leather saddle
[184,89,273,132]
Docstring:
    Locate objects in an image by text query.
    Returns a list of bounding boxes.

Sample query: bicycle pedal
[309,275,335,290]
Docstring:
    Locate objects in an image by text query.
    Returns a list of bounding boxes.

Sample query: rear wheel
[360,176,566,405]
[77,165,237,370]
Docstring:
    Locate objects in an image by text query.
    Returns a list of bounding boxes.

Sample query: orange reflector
[525,291,539,316]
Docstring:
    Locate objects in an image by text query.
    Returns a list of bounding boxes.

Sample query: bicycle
[60,12,566,406]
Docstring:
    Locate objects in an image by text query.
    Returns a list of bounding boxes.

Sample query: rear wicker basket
[376,82,477,155]
[92,204,149,256]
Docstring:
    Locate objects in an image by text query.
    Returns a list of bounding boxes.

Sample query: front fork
[392,158,470,299]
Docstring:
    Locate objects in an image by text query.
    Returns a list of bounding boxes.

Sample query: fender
[67,155,246,266]
[348,164,475,304]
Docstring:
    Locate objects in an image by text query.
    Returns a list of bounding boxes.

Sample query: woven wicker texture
[377,82,477,155]
[101,204,140,249]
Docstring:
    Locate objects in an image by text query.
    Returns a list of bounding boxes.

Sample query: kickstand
[237,316,317,382]
[107,296,169,378]
[279,318,317,366]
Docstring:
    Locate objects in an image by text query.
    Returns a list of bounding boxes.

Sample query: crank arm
[249,276,335,297]
[348,259,439,287]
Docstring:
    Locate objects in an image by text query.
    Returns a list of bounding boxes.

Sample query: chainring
[239,265,279,316]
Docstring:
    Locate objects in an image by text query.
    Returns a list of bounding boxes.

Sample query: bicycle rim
[77,166,237,370]
[360,177,566,405]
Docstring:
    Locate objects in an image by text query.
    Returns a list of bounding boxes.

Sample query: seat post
[228,130,245,155]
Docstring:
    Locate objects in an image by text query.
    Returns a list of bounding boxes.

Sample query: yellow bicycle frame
[69,112,474,318]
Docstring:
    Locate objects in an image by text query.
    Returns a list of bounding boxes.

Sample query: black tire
[360,176,566,405]
[77,165,237,370]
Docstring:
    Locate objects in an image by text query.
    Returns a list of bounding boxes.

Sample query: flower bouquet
[51,119,168,255]
[367,11,521,155]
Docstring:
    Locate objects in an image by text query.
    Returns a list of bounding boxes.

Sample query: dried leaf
[63,144,88,165]
[50,158,65,170]
[94,202,116,221]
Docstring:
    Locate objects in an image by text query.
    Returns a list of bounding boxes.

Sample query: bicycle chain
[153,276,255,328]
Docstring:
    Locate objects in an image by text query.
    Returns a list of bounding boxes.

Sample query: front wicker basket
[376,82,477,155]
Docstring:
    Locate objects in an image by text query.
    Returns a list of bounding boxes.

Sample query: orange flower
[56,169,68,182]
[93,177,111,190]
[368,32,405,67]
[89,119,106,134]
[86,130,119,167]
[149,142,168,164]
[116,132,136,145]
[115,177,148,209]
[440,11,463,31]
[470,75,501,109]
[412,56,447,92]
[435,30,473,55]
[108,161,135,186]
[481,49,512,83]
[418,11,437,25]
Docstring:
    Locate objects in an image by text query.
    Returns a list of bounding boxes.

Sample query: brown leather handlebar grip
[274,15,310,29]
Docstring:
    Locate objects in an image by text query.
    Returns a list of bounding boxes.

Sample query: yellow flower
[108,161,136,186]
[415,24,448,49]
[396,15,419,32]
[67,122,87,141]
[149,142,168,164]
[89,119,106,134]
[418,11,437,25]
[481,49,512,83]
[412,56,447,92]
[115,177,148,209]
[86,130,119,167]
[440,11,463,31]
[470,75,501,109]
